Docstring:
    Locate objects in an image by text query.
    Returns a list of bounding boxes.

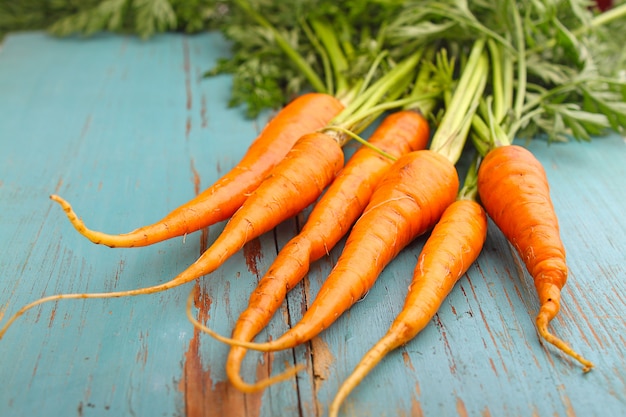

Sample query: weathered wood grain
[1,32,624,417]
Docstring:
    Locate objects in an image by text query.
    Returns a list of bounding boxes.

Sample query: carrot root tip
[231,363,306,393]
[536,314,594,372]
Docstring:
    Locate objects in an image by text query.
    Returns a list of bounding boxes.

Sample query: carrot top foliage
[382,0,626,142]
[204,0,626,129]
[203,0,412,117]
[3,1,625,126]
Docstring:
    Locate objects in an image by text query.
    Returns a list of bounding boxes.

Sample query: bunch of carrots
[1,0,625,415]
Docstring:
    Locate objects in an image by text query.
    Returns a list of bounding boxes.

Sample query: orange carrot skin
[52,93,344,248]
[477,145,593,371]
[302,110,432,261]
[389,199,487,343]
[246,149,459,350]
[477,145,566,325]
[226,110,430,391]
[233,111,430,336]
[329,199,487,417]
[171,131,345,285]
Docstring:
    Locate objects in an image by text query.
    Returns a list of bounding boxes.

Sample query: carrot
[188,149,460,356]
[328,157,488,417]
[50,92,344,248]
[477,144,594,371]
[226,109,431,393]
[470,27,594,371]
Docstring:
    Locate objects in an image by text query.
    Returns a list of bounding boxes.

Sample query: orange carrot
[50,92,344,248]
[329,198,487,417]
[0,131,344,340]
[188,149,459,363]
[226,110,431,392]
[477,144,594,371]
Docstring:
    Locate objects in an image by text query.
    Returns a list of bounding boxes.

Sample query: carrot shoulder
[50,92,344,248]
[329,199,487,417]
[477,144,594,371]
[226,110,431,392]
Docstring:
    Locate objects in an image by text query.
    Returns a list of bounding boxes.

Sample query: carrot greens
[205,0,408,117]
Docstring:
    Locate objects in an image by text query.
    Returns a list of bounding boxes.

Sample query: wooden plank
[1,32,625,417]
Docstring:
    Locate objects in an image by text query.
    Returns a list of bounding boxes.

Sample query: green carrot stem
[300,17,334,95]
[323,126,398,161]
[350,52,421,117]
[585,3,626,31]
[327,72,414,143]
[507,107,545,139]
[309,18,350,97]
[403,46,439,115]
[470,114,492,156]
[338,19,356,62]
[429,39,489,164]
[458,154,481,202]
[487,38,506,124]
[359,50,390,95]
[510,2,526,125]
[338,91,442,134]
[501,38,514,121]
[329,51,422,131]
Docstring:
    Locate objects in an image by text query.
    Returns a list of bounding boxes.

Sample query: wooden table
[1,32,624,417]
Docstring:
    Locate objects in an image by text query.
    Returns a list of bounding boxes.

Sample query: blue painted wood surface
[1,32,625,417]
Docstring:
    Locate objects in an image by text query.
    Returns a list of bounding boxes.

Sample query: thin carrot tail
[225,346,256,393]
[186,289,298,352]
[49,194,149,248]
[8,134,342,345]
[329,332,401,417]
[0,275,194,340]
[0,295,73,340]
[185,289,305,392]
[226,344,305,393]
[0,251,214,339]
[0,254,224,344]
[1,246,210,339]
[535,281,594,372]
[49,192,239,248]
